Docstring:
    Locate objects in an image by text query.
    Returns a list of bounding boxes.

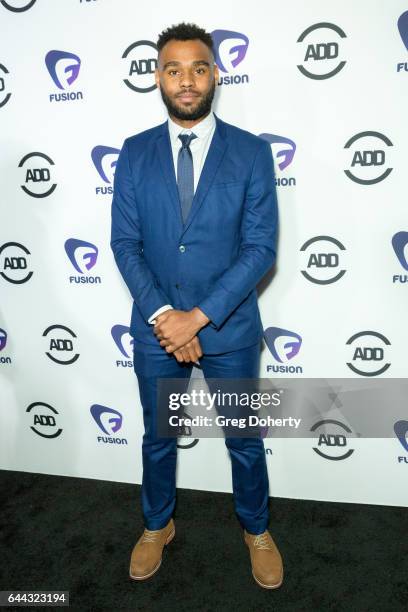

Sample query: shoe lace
[141,529,160,544]
[253,533,274,550]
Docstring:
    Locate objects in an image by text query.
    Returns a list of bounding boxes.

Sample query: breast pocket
[211,180,246,190]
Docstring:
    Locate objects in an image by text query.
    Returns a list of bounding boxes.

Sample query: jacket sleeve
[110,138,172,322]
[197,140,278,329]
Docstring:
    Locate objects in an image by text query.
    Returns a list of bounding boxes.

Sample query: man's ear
[154,67,160,89]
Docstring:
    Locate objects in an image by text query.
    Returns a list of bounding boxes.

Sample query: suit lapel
[156,116,229,235]
[156,122,184,230]
[181,115,228,235]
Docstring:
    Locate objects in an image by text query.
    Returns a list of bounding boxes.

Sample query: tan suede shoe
[129,519,175,580]
[244,529,283,589]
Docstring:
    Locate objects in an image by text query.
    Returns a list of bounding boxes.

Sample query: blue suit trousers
[133,342,270,535]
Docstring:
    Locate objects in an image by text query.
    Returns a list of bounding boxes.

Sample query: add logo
[0,0,37,11]
[0,242,33,284]
[18,152,56,198]
[346,331,391,377]
[176,412,199,449]
[122,40,157,93]
[0,63,11,107]
[42,324,79,365]
[27,402,62,439]
[344,131,393,185]
[310,419,354,460]
[297,22,347,79]
[300,236,346,284]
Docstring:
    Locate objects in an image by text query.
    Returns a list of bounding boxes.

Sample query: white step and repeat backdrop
[1,0,407,507]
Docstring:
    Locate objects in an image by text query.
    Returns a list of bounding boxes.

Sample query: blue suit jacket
[110,114,278,354]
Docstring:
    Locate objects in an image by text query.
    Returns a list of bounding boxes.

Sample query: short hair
[157,22,214,57]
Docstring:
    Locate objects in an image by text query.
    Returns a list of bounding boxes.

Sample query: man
[110,22,282,589]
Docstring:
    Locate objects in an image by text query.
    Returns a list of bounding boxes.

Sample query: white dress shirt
[148,111,216,324]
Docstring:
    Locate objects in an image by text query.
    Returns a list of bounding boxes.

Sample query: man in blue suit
[111,22,282,589]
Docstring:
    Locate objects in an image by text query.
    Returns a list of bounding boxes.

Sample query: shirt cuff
[148,305,173,325]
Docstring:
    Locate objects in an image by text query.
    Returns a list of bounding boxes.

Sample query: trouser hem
[144,516,173,531]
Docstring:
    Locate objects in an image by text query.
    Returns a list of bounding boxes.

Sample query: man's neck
[168,110,212,130]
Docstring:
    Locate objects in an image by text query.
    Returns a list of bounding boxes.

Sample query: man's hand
[173,336,203,363]
[153,307,209,353]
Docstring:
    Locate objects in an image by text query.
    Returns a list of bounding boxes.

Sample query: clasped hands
[153,307,209,363]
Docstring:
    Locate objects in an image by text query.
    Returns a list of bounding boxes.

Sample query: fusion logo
[0,63,11,107]
[397,11,408,73]
[92,145,120,195]
[65,238,101,285]
[297,22,347,79]
[346,331,391,377]
[0,242,33,284]
[300,236,346,284]
[122,41,157,93]
[90,404,128,445]
[27,402,62,439]
[18,152,57,198]
[310,419,354,460]
[392,231,408,284]
[344,131,393,185]
[258,133,296,187]
[0,328,11,365]
[111,324,134,368]
[264,326,303,374]
[394,420,408,464]
[42,324,79,365]
[211,29,249,86]
[0,0,37,11]
[45,50,83,103]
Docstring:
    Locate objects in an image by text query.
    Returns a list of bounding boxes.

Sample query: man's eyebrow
[162,61,180,69]
[161,60,211,69]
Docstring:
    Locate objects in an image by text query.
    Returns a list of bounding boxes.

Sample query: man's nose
[180,69,194,88]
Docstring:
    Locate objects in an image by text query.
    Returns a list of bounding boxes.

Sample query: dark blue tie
[177,132,197,224]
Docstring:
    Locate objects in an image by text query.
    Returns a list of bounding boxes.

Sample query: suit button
[179,245,186,253]
[175,283,180,289]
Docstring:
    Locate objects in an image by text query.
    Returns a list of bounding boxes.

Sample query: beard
[159,81,215,121]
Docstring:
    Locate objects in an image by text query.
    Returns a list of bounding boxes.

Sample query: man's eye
[196,68,206,74]
[168,70,179,76]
